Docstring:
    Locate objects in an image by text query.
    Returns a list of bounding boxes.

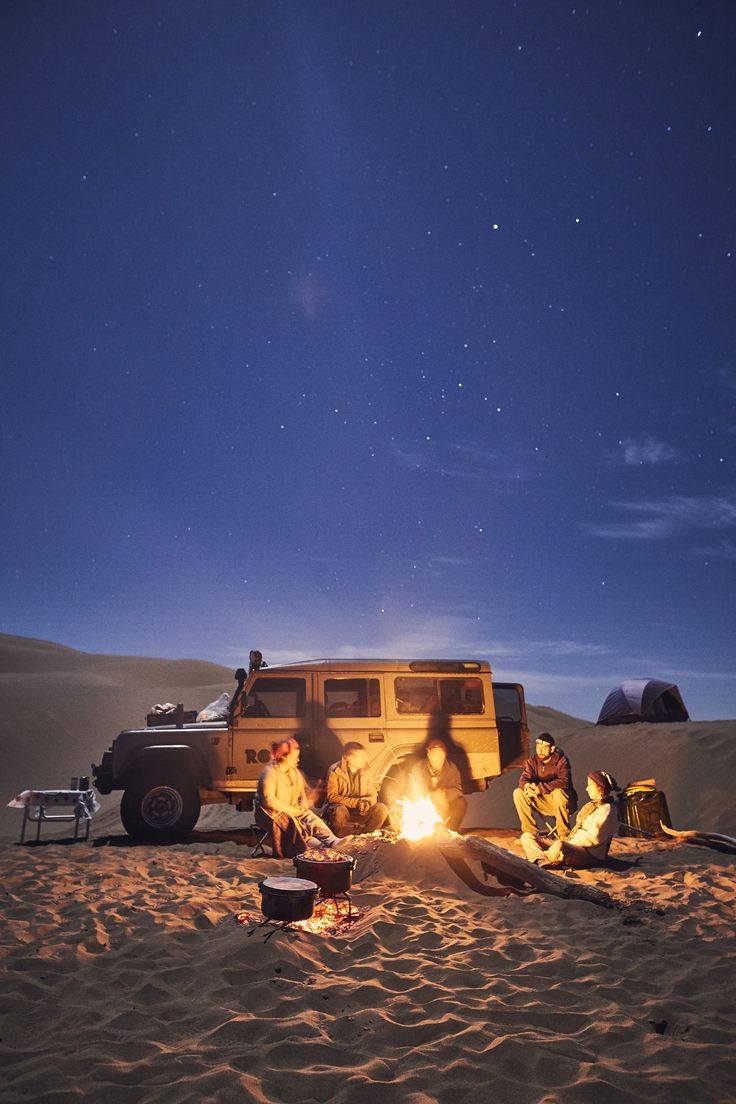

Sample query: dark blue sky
[2,1,734,719]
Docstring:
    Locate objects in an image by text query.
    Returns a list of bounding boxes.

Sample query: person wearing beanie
[513,733,577,841]
[520,770,619,867]
[410,738,468,831]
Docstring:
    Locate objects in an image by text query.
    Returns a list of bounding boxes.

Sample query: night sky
[2,2,735,720]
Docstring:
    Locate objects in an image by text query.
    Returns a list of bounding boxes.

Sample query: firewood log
[438,831,615,909]
[659,823,736,853]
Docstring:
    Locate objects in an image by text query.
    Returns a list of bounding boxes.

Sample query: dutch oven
[293,852,356,895]
[258,877,318,922]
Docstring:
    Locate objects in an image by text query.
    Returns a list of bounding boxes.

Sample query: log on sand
[659,822,736,854]
[438,831,615,909]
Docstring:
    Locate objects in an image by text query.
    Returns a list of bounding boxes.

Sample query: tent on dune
[597,679,690,725]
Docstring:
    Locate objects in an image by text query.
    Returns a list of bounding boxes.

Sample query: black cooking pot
[259,877,318,922]
[293,853,356,895]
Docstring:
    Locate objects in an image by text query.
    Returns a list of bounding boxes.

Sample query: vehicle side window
[395,677,440,714]
[243,678,306,718]
[324,678,381,718]
[439,677,484,714]
[395,677,484,714]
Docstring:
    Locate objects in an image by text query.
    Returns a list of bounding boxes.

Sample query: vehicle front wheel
[120,771,201,841]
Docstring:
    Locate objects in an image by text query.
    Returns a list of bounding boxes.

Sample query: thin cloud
[525,640,612,657]
[619,656,736,682]
[716,364,736,391]
[388,440,529,483]
[584,493,736,540]
[223,623,612,666]
[619,437,680,466]
[389,444,428,471]
[692,538,736,562]
[429,555,480,567]
[492,668,619,691]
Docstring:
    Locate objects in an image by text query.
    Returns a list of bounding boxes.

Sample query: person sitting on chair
[325,742,393,837]
[513,732,576,841]
[520,770,619,868]
[254,738,345,858]
[411,738,467,831]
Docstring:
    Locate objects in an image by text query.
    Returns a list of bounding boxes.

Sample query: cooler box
[618,778,672,839]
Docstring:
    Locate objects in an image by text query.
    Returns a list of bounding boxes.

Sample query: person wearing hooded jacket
[513,732,576,840]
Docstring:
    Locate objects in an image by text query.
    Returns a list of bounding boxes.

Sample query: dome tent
[597,679,689,726]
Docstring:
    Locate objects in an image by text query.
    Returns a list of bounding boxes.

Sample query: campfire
[397,795,443,841]
[239,796,616,944]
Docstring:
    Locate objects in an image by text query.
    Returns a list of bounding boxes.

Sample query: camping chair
[252,804,309,859]
[249,823,270,857]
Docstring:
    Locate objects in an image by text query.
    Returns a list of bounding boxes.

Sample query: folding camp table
[7,789,101,843]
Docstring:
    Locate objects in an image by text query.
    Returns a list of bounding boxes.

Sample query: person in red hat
[255,738,348,857]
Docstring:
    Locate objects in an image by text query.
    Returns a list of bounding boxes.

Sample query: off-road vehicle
[92,652,529,840]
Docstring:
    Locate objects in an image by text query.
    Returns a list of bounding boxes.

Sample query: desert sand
[1,634,734,1102]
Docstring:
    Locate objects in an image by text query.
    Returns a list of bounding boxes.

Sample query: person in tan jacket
[325,742,393,836]
[255,738,344,857]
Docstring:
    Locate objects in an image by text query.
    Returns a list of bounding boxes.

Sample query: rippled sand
[1,830,734,1103]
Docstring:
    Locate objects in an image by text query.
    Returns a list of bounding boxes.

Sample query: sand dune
[469,706,735,837]
[1,831,734,1103]
[1,635,734,1101]
[0,634,233,837]
[2,633,734,839]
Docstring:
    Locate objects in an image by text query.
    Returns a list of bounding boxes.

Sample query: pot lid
[261,877,318,893]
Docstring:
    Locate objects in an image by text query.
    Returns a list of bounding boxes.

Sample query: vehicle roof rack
[409,661,482,673]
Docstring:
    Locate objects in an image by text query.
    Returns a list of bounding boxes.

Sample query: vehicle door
[492,682,530,771]
[228,673,314,787]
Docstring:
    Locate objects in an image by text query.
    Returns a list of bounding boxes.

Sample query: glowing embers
[235,894,361,938]
[397,795,442,841]
[300,847,345,862]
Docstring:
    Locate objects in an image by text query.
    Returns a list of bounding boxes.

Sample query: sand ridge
[1,633,734,1100]
[2,632,735,838]
[1,833,734,1103]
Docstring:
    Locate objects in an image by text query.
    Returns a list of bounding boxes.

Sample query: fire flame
[299,897,359,934]
[397,795,442,841]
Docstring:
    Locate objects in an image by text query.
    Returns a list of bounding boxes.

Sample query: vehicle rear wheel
[121,770,201,841]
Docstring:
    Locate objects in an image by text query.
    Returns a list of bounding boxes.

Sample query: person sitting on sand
[520,770,619,868]
[325,742,394,837]
[255,738,347,858]
[411,738,467,832]
[513,733,576,841]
